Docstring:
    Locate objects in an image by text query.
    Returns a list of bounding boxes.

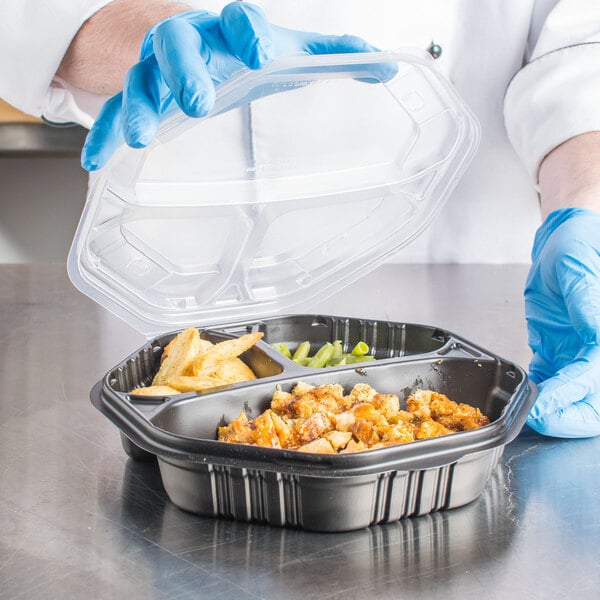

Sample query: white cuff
[0,0,113,117]
[44,79,109,129]
[504,43,600,183]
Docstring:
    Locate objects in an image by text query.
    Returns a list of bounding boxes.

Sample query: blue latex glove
[81,1,388,171]
[525,207,600,438]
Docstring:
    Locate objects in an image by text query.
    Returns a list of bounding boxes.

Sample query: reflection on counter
[114,457,518,598]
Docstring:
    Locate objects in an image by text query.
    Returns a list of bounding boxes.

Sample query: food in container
[91,315,536,532]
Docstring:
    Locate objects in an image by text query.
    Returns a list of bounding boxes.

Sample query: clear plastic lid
[68,49,479,336]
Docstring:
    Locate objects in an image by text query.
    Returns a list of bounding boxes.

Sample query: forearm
[538,131,600,218]
[56,0,191,95]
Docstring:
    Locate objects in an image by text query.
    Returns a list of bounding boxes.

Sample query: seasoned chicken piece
[324,430,353,451]
[287,382,343,419]
[334,398,392,431]
[379,422,415,445]
[394,409,416,425]
[292,381,315,395]
[252,410,282,448]
[340,439,367,454]
[351,402,382,423]
[369,393,400,420]
[298,437,335,454]
[347,383,378,406]
[218,413,255,444]
[288,396,316,419]
[269,410,293,446]
[431,399,490,431]
[296,412,332,445]
[310,383,345,402]
[457,403,490,429]
[287,395,316,419]
[271,389,294,415]
[351,419,380,446]
[333,410,356,432]
[415,419,453,440]
[429,395,459,416]
[406,389,435,419]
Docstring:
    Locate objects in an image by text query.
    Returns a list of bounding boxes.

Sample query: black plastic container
[91,315,536,532]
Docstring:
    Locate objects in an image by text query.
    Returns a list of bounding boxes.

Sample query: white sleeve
[504,0,600,182]
[0,0,113,121]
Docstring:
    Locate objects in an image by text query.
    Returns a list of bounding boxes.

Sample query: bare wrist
[538,131,600,218]
[56,0,192,95]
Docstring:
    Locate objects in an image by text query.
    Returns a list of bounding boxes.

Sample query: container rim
[91,316,537,477]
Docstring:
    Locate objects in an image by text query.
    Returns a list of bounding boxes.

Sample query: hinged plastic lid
[68,49,479,336]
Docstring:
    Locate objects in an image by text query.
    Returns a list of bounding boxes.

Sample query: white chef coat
[2,0,600,263]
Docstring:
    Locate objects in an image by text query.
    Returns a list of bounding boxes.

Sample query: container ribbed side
[158,447,501,532]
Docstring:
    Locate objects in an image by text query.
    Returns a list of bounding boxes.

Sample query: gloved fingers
[138,9,213,61]
[300,33,398,82]
[528,350,555,386]
[122,55,162,148]
[302,33,379,55]
[220,1,275,69]
[526,393,600,438]
[560,253,600,346]
[528,345,600,420]
[152,17,216,117]
[81,93,124,171]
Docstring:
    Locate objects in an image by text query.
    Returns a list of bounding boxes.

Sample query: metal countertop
[1,263,599,599]
[0,123,86,156]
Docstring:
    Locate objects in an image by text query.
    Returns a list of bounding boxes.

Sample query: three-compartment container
[70,50,536,531]
[91,315,535,532]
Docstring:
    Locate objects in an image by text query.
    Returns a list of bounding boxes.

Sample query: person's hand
[525,208,600,437]
[81,1,385,171]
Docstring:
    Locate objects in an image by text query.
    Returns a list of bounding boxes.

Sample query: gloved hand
[81,1,387,171]
[525,207,600,438]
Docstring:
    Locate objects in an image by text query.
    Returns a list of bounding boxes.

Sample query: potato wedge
[130,385,180,396]
[211,358,257,383]
[166,359,255,392]
[190,332,263,376]
[161,335,213,363]
[152,327,202,386]
[166,375,228,393]
[142,329,262,394]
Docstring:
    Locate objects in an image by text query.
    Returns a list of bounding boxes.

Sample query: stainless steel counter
[1,263,599,599]
[0,123,86,155]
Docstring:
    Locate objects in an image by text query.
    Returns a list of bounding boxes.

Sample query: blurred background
[0,99,88,263]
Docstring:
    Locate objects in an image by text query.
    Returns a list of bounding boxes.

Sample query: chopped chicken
[415,419,453,440]
[411,389,490,432]
[252,410,282,448]
[379,422,416,445]
[218,383,490,454]
[298,437,335,454]
[217,412,255,444]
[347,383,378,405]
[324,430,353,450]
[351,419,380,446]
[406,389,434,419]
[370,393,401,420]
[333,410,356,432]
[297,412,332,445]
[340,439,367,454]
